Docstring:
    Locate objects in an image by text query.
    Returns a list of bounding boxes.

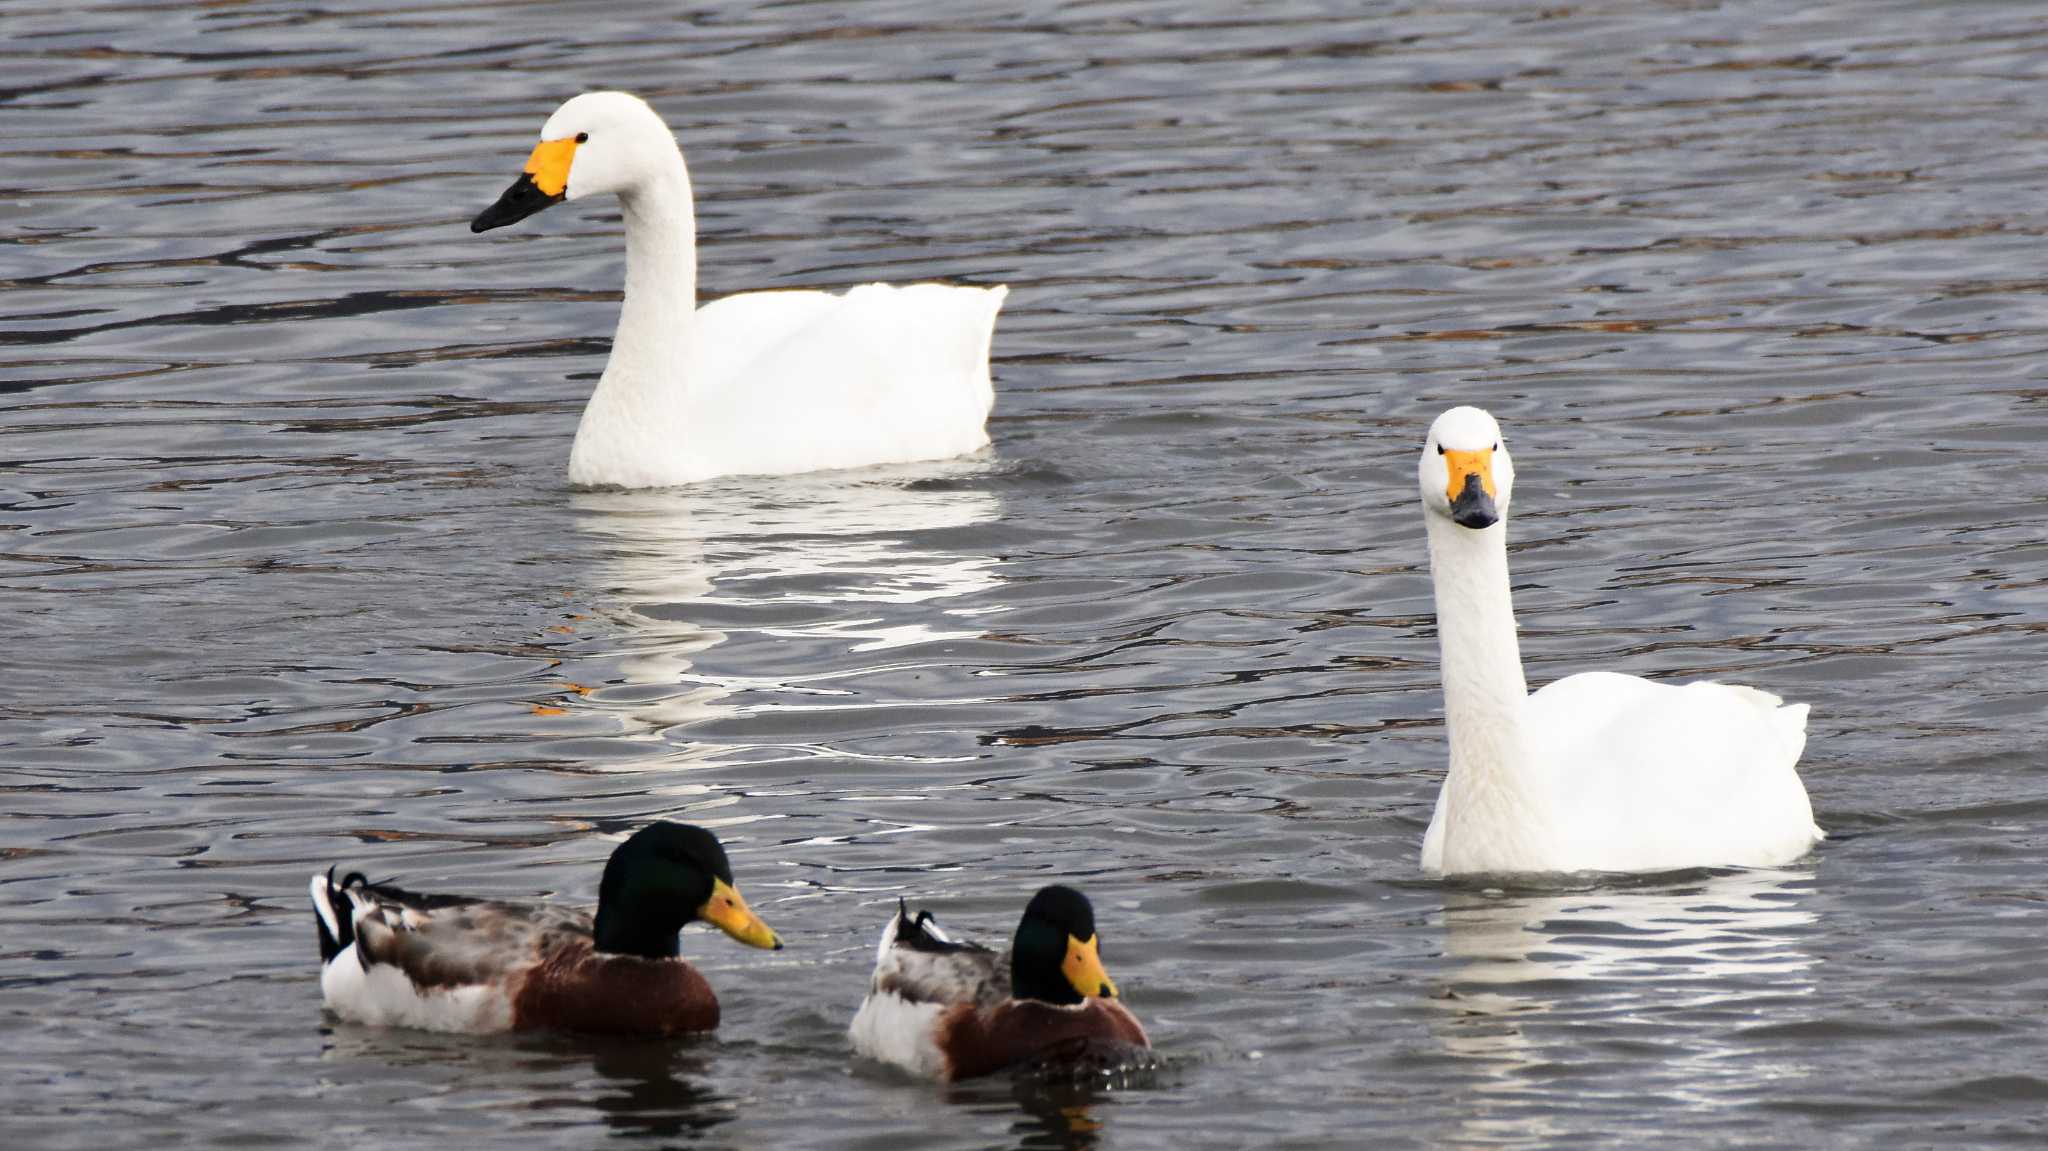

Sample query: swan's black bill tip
[471,172,563,233]
[1449,473,1499,529]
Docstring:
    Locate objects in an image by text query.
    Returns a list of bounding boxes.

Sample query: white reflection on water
[562,464,1003,749]
[1430,869,1819,1147]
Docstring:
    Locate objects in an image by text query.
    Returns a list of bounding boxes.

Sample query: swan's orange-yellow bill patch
[523,137,578,198]
[1443,447,1495,504]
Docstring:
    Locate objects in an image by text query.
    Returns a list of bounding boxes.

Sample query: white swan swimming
[1416,406,1821,877]
[472,91,1005,489]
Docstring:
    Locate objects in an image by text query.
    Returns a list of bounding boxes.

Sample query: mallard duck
[848,886,1150,1081]
[309,822,781,1035]
[471,90,1006,489]
[1416,405,1822,876]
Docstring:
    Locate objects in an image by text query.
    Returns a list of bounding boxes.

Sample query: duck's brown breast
[508,939,719,1035]
[935,998,1150,1081]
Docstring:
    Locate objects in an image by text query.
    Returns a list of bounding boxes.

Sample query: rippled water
[5,1,2048,1147]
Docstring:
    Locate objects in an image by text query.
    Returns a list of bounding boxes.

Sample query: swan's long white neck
[1425,511,1555,873]
[568,145,698,485]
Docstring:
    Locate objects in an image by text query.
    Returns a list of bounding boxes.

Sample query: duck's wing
[311,869,590,1031]
[867,898,1008,1007]
[363,882,585,984]
[1527,671,1819,871]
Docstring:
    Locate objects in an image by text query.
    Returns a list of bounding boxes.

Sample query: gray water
[4,1,2047,1147]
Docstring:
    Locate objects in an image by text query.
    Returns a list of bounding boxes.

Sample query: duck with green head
[310,822,781,1035]
[849,885,1151,1080]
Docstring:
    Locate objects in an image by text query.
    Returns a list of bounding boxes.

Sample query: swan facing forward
[472,91,1005,488]
[1417,407,1821,877]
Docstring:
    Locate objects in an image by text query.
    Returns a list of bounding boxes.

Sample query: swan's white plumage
[1417,406,1821,877]
[481,91,1004,489]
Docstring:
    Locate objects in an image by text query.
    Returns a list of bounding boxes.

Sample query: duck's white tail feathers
[873,900,909,965]
[309,868,363,964]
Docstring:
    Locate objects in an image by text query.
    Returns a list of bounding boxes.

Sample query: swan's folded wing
[691,289,845,392]
[1527,671,1818,871]
[688,283,1004,477]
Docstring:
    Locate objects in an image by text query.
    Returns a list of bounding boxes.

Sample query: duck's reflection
[937,1076,1112,1151]
[316,1026,733,1139]
[560,464,1002,743]
[1004,1084,1105,1151]
[584,1036,731,1140]
[1430,869,1819,1146]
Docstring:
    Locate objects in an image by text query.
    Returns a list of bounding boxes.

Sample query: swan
[471,91,1006,489]
[1416,406,1821,876]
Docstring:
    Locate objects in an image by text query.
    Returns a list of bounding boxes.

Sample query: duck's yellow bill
[1062,933,1118,999]
[699,877,782,950]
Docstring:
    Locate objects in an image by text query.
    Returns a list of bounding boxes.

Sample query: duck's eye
[575,132,589,144]
[1436,444,1446,456]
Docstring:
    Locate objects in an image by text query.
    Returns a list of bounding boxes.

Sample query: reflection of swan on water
[1429,869,1818,1145]
[556,464,1002,750]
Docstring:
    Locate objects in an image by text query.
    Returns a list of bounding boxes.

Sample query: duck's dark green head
[593,822,782,959]
[1010,885,1119,1006]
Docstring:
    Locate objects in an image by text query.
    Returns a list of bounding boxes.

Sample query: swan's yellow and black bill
[698,877,782,950]
[1444,447,1499,529]
[471,137,578,233]
[1061,933,1118,999]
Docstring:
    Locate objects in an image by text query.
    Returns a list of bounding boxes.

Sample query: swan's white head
[471,91,678,233]
[1419,406,1514,530]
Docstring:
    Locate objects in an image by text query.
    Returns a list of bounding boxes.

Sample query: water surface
[5,1,2048,1147]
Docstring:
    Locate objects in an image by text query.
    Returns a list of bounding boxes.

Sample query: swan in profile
[1417,406,1821,876]
[472,91,1005,489]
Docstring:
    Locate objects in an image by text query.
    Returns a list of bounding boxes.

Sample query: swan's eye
[575,132,589,144]
[1492,441,1500,451]
[1436,444,1446,456]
